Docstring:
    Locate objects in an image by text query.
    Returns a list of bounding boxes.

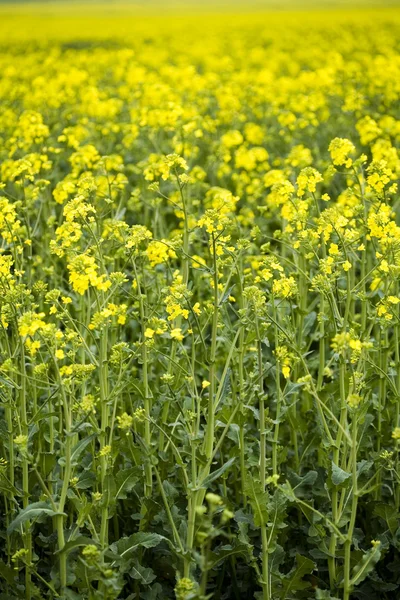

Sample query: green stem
[272,295,281,477]
[256,320,270,600]
[375,325,388,501]
[99,326,110,547]
[133,260,152,500]
[203,234,219,472]
[20,344,31,600]
[329,357,347,590]
[56,378,72,591]
[154,468,185,556]
[343,415,358,600]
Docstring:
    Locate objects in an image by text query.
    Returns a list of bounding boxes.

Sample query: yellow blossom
[171,328,184,342]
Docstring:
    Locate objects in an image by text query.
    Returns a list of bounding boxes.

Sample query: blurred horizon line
[1,0,400,14]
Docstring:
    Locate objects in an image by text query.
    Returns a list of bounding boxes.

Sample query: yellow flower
[117,412,134,430]
[18,312,47,337]
[55,349,65,360]
[146,240,177,267]
[198,209,229,235]
[193,302,201,316]
[26,339,41,356]
[14,435,28,447]
[347,394,362,408]
[125,225,152,250]
[80,394,96,414]
[388,296,400,304]
[202,380,211,389]
[67,253,109,295]
[342,261,352,272]
[171,328,184,342]
[164,271,190,321]
[392,427,400,440]
[272,276,298,299]
[296,167,323,197]
[98,445,112,457]
[328,137,355,168]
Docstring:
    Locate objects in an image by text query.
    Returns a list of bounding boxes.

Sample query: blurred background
[1,0,400,11]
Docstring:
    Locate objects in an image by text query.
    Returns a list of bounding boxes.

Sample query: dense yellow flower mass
[1,4,400,600]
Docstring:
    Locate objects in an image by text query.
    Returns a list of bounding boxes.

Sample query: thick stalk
[192,234,219,547]
[329,358,347,590]
[343,416,358,600]
[20,344,31,600]
[159,177,190,452]
[238,324,247,506]
[99,327,110,546]
[272,296,281,477]
[375,325,388,501]
[56,382,72,591]
[317,295,325,392]
[203,234,219,469]
[292,250,307,466]
[395,291,400,509]
[133,260,152,500]
[256,320,270,600]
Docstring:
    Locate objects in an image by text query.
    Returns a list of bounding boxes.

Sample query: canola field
[1,3,400,599]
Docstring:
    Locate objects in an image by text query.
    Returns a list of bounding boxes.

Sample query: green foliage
[0,5,400,600]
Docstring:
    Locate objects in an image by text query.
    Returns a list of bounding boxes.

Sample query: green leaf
[315,590,340,600]
[102,472,116,508]
[0,559,16,585]
[76,470,96,490]
[373,503,399,536]
[331,462,351,486]
[243,474,268,527]
[57,535,99,556]
[64,590,82,600]
[280,481,296,502]
[281,553,316,597]
[111,532,165,559]
[303,310,317,338]
[350,543,382,587]
[115,467,139,500]
[7,502,63,534]
[201,456,236,488]
[357,460,373,478]
[69,434,96,466]
[0,477,20,498]
[291,469,318,491]
[141,583,164,600]
[130,561,156,585]
[207,543,249,570]
[38,452,57,477]
[267,490,288,551]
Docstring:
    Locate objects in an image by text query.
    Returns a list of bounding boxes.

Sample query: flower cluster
[1,6,400,600]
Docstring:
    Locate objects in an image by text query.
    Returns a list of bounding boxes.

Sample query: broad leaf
[373,503,399,536]
[7,502,63,534]
[315,590,340,600]
[244,474,268,527]
[331,462,351,486]
[130,560,157,585]
[201,456,236,488]
[56,535,99,556]
[351,544,382,587]
[281,554,316,596]
[115,467,140,500]
[111,532,165,560]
